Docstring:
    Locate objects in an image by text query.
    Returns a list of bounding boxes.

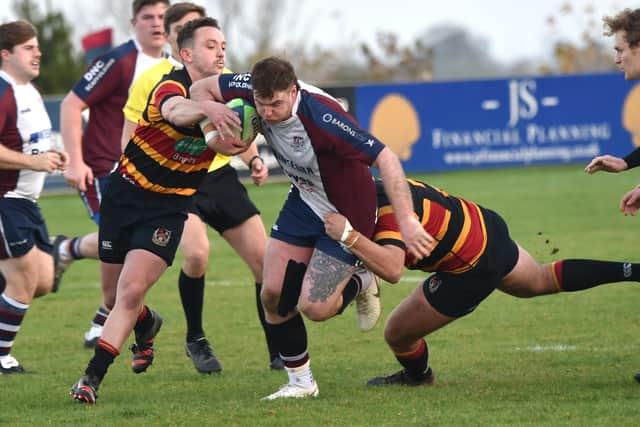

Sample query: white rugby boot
[354,268,381,332]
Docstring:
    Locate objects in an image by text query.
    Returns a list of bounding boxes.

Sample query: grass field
[2,164,639,426]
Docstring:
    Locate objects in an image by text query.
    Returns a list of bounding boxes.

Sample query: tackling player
[84,2,281,374]
[324,178,640,386]
[70,17,246,404]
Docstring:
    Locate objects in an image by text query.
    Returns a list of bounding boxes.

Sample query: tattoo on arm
[307,251,354,303]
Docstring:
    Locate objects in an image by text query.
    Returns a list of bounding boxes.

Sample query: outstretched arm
[584,154,628,174]
[324,212,406,283]
[373,147,435,260]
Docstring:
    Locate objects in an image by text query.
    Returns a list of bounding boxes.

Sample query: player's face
[189,26,226,79]
[0,36,41,84]
[132,2,168,54]
[253,86,297,124]
[167,11,202,58]
[614,30,640,80]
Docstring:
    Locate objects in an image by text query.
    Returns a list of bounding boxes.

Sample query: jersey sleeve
[71,41,134,107]
[297,91,384,165]
[373,205,407,250]
[0,83,14,138]
[146,79,187,123]
[218,73,255,103]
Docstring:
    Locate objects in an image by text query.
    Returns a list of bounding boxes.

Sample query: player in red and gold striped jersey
[70,17,244,405]
[325,178,640,387]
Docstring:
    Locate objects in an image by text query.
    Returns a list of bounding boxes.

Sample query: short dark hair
[177,17,220,50]
[0,20,37,67]
[132,0,170,19]
[604,8,640,47]
[251,57,298,99]
[163,2,206,34]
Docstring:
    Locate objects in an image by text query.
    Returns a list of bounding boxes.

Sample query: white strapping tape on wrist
[340,219,353,243]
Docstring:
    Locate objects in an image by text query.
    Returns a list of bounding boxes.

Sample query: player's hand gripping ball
[201,98,260,145]
[225,98,261,144]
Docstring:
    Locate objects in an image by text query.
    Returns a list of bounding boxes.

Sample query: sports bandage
[199,118,218,143]
[340,218,354,243]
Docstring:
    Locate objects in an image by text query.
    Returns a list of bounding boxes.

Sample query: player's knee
[260,284,281,314]
[298,300,333,322]
[182,247,209,276]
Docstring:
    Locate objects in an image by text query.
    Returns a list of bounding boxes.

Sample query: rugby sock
[133,305,154,342]
[267,313,309,368]
[0,273,5,294]
[0,294,28,357]
[255,282,279,361]
[553,260,640,291]
[91,306,110,328]
[68,237,85,260]
[337,277,360,314]
[394,339,430,379]
[86,338,119,382]
[178,270,205,342]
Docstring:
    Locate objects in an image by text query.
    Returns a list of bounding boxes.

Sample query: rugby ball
[200,98,261,145]
[226,98,261,144]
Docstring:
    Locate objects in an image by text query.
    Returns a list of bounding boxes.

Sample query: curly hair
[604,8,640,47]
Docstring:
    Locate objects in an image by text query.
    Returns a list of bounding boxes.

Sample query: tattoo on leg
[307,252,353,303]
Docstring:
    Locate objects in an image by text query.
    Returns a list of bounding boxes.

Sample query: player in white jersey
[0,20,68,374]
[192,57,435,399]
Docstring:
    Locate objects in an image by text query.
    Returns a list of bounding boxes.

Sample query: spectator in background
[57,0,169,348]
[0,20,69,374]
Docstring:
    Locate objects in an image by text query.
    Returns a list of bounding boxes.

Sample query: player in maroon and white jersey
[0,20,68,374]
[192,57,435,400]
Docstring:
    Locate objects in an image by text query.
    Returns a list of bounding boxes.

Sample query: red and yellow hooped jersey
[374,178,488,274]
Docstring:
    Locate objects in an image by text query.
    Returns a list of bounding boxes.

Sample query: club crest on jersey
[290,135,305,152]
[152,228,172,247]
[427,276,441,293]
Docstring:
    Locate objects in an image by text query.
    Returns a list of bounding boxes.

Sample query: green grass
[3,164,640,426]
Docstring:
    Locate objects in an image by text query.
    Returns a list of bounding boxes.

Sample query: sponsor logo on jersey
[152,228,171,247]
[101,240,113,250]
[291,135,305,152]
[175,137,207,157]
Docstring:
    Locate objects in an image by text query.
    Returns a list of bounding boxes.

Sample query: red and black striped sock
[86,338,119,382]
[394,339,429,378]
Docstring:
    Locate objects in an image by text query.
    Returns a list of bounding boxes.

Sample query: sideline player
[0,20,69,374]
[585,8,640,215]
[191,57,433,399]
[324,178,640,386]
[99,2,280,373]
[70,18,247,404]
[55,0,169,325]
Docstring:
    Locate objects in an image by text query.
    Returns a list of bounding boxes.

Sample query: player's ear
[179,47,192,63]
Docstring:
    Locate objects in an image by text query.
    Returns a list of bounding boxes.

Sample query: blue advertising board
[356,73,639,173]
